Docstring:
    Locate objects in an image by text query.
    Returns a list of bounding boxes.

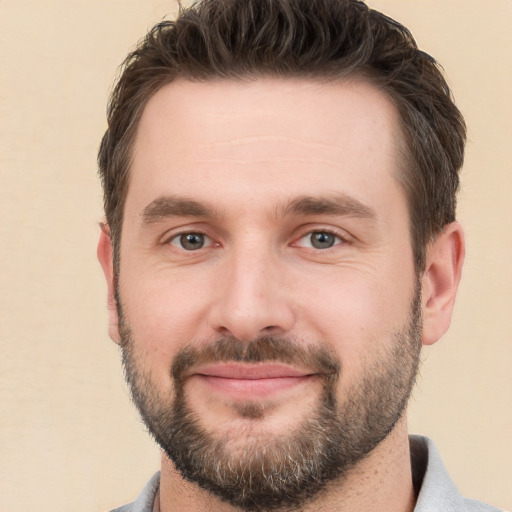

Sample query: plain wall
[0,1,510,510]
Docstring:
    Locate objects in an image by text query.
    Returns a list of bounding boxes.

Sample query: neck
[158,417,415,512]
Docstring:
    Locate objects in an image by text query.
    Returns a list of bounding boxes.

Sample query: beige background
[0,1,510,511]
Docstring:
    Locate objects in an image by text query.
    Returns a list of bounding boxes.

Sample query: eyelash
[166,232,216,251]
[294,229,345,250]
[164,227,347,253]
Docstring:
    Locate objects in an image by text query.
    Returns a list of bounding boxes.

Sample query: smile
[192,363,318,399]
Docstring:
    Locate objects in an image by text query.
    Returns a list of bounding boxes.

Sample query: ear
[421,222,465,346]
[97,223,121,344]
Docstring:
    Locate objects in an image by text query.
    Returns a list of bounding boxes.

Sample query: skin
[98,78,464,512]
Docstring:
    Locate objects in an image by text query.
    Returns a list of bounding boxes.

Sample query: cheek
[294,264,415,370]
[118,265,215,361]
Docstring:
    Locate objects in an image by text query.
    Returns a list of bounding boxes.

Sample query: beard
[119,287,422,512]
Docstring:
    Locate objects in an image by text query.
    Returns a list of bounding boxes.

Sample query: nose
[208,244,296,341]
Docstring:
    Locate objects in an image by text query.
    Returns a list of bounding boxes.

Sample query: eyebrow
[278,194,376,220]
[140,193,376,226]
[141,196,222,225]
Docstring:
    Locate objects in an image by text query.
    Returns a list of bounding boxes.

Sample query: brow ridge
[141,196,220,225]
[140,193,376,226]
[279,194,376,219]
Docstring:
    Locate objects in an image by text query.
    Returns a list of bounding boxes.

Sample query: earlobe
[97,223,121,344]
[421,222,465,346]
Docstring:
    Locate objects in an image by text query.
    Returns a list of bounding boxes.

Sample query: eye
[297,231,343,250]
[169,232,212,251]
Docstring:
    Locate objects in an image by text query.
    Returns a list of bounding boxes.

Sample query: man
[97,0,501,511]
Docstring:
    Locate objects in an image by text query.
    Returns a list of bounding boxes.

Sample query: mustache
[171,336,341,384]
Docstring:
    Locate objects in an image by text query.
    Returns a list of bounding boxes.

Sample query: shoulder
[410,435,503,512]
[109,506,132,512]
[463,497,504,512]
[108,472,161,512]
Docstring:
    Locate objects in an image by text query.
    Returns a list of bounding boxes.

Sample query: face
[112,78,422,510]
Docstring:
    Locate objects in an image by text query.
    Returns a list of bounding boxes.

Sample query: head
[97,1,465,510]
[98,0,466,276]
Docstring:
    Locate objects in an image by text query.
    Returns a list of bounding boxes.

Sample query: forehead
[128,77,405,222]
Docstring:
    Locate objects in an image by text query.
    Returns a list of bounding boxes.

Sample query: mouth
[191,363,318,399]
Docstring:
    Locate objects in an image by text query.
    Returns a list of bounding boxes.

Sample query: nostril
[208,292,296,341]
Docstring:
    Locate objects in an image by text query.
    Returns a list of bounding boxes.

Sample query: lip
[191,363,317,398]
[196,363,313,379]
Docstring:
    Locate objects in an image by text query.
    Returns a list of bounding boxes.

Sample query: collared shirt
[110,435,503,512]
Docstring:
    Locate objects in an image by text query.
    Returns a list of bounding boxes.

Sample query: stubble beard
[119,287,422,512]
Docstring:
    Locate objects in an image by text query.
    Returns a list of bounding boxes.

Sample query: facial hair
[119,287,422,512]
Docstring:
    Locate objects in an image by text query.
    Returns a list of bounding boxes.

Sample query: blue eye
[170,233,209,251]
[298,231,342,249]
[310,232,337,249]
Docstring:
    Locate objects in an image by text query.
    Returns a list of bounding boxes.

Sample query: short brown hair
[98,0,466,272]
